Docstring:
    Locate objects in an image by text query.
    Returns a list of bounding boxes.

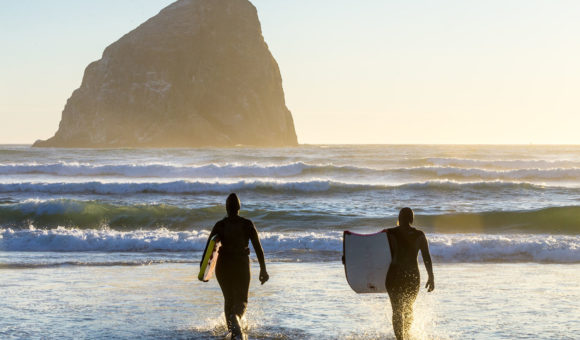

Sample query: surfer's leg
[216,260,235,331]
[402,278,420,339]
[222,257,249,337]
[231,258,250,319]
[402,299,414,339]
[388,289,404,340]
[387,267,405,340]
[227,313,242,338]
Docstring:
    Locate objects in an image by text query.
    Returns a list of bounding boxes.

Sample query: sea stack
[34,0,298,148]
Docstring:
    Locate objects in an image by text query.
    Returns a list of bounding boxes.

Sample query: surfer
[386,207,434,340]
[202,193,269,339]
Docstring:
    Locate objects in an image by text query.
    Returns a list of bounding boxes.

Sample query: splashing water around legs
[402,300,415,339]
[388,285,420,339]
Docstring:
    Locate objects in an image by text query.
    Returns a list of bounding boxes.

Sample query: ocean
[1,144,579,339]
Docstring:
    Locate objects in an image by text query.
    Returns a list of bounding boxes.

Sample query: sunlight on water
[192,314,228,337]
[1,259,579,339]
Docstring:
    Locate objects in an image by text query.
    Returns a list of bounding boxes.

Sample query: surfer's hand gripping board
[343,230,391,293]
[198,235,221,282]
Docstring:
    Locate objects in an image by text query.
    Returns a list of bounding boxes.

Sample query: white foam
[0,180,344,195]
[429,234,580,263]
[1,228,578,263]
[0,162,313,178]
[2,162,580,185]
[0,178,571,196]
[427,157,580,170]
[0,226,206,252]
[406,166,580,181]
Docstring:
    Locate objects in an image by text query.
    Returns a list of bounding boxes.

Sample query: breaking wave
[0,179,572,196]
[2,162,580,181]
[1,200,579,234]
[0,162,312,178]
[0,227,578,263]
[425,157,580,170]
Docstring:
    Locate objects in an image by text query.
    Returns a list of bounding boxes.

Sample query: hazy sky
[1,0,579,144]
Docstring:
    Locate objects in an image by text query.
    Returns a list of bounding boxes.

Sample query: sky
[1,0,579,144]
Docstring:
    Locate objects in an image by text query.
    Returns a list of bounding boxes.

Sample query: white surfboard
[343,230,391,293]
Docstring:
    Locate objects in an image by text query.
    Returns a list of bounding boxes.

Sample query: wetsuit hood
[226,193,241,217]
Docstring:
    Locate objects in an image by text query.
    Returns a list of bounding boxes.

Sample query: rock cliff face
[34,0,298,148]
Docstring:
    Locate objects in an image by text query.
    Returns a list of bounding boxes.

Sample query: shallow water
[1,260,578,339]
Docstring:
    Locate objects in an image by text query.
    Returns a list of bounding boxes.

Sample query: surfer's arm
[249,222,269,284]
[420,232,435,292]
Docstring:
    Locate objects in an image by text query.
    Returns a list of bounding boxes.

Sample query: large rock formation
[34,0,298,148]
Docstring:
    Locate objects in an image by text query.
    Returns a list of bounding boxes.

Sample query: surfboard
[198,234,221,282]
[343,230,391,293]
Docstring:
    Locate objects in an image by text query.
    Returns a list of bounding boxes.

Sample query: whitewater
[1,144,579,339]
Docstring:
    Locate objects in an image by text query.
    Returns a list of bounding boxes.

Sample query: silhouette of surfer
[386,207,434,340]
[201,193,269,340]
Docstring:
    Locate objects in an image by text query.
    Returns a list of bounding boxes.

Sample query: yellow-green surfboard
[198,235,221,282]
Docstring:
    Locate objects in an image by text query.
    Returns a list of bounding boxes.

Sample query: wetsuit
[386,226,433,340]
[203,215,266,324]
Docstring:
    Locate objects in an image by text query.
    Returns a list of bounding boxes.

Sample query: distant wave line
[424,157,580,169]
[0,179,573,196]
[1,162,580,180]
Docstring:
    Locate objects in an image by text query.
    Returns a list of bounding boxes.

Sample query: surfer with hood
[201,193,269,339]
[386,207,435,340]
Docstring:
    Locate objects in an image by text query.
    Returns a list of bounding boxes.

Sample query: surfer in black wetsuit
[386,207,434,340]
[202,193,269,339]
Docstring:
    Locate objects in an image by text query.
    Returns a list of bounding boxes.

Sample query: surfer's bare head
[397,207,414,227]
[226,193,241,216]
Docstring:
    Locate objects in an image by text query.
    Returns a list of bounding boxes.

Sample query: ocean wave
[0,162,312,178]
[0,199,222,229]
[309,163,580,181]
[428,233,580,263]
[3,161,580,182]
[425,157,580,170]
[0,179,342,195]
[401,166,580,181]
[0,227,206,252]
[416,207,580,234]
[1,199,580,234]
[0,227,578,263]
[0,179,572,197]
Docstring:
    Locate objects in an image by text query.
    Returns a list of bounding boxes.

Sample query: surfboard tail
[343,230,391,294]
